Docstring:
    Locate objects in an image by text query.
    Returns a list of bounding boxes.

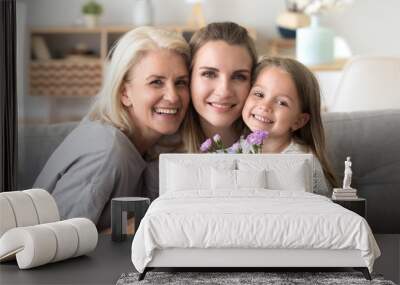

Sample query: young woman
[182,22,258,152]
[34,27,191,230]
[242,56,337,195]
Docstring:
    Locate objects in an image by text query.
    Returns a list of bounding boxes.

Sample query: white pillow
[267,161,309,191]
[238,158,311,192]
[211,168,236,190]
[167,160,235,192]
[236,169,267,189]
[211,168,267,190]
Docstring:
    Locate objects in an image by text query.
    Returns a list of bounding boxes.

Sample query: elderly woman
[34,27,191,230]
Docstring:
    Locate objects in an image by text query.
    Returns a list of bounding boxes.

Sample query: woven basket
[30,59,102,96]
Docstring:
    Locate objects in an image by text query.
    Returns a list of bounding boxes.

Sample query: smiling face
[190,40,252,133]
[121,49,190,139]
[242,67,310,148]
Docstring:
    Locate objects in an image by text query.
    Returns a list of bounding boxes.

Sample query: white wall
[18,0,400,56]
[16,0,400,122]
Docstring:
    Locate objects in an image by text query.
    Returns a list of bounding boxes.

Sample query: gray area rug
[117,271,396,285]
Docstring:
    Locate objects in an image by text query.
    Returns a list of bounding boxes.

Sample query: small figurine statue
[342,156,353,189]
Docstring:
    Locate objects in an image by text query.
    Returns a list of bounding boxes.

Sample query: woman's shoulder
[55,119,140,160]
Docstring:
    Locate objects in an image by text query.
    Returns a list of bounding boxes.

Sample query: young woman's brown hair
[182,22,258,153]
[253,56,337,187]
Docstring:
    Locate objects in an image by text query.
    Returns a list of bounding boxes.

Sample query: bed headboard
[159,154,314,195]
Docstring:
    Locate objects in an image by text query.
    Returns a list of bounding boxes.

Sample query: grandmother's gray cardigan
[34,119,157,230]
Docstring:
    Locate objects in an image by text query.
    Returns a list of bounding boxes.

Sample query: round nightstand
[332,197,366,218]
[111,197,150,242]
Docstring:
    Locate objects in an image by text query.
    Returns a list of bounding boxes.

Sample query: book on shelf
[332,194,359,200]
[333,188,357,193]
[333,192,358,197]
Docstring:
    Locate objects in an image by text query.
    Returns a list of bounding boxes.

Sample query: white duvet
[131,190,380,273]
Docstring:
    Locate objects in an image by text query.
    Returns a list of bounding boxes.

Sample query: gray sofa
[18,110,400,233]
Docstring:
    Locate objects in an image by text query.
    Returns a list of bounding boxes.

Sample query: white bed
[131,154,380,280]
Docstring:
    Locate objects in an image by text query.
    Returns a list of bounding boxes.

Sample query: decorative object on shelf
[132,0,154,26]
[30,59,102,96]
[296,14,334,65]
[294,0,353,65]
[332,156,358,200]
[276,0,310,39]
[81,0,103,28]
[186,0,206,28]
[31,36,51,60]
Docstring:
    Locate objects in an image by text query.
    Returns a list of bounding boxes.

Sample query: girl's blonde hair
[254,56,338,187]
[182,22,258,152]
[88,26,191,137]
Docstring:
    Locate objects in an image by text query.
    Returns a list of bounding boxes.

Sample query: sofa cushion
[323,110,400,233]
[18,122,78,189]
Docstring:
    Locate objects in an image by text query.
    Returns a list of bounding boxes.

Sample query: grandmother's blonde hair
[88,26,191,137]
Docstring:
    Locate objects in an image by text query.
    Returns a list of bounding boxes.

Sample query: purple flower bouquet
[200,130,268,154]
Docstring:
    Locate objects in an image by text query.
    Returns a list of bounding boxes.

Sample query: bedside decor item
[295,0,353,65]
[332,187,358,199]
[111,197,150,242]
[343,156,353,189]
[0,189,98,269]
[132,0,154,26]
[81,0,103,28]
[332,156,358,200]
[0,189,60,237]
[0,218,98,269]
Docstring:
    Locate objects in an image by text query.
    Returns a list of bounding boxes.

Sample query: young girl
[182,22,257,152]
[242,56,337,196]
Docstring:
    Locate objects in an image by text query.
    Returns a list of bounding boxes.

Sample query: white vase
[296,15,334,65]
[132,0,154,26]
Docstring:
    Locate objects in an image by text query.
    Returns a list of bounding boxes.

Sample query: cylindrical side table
[111,197,150,242]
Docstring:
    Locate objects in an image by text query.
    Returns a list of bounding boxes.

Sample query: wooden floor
[374,234,400,284]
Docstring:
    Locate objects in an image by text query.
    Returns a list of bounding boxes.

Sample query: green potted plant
[82,1,103,28]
